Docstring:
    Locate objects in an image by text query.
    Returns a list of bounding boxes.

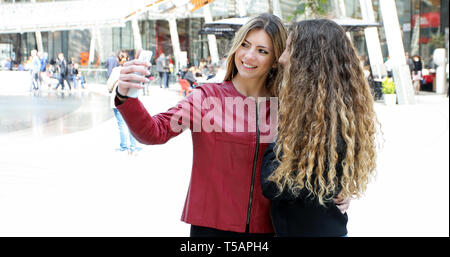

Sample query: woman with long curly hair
[261,19,379,237]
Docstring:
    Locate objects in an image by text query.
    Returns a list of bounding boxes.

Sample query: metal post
[379,0,415,104]
[95,28,104,64]
[132,17,143,51]
[89,28,96,64]
[236,0,247,17]
[272,0,282,20]
[168,17,181,71]
[338,0,346,17]
[35,31,43,53]
[30,0,43,53]
[433,48,447,94]
[202,5,220,65]
[359,0,386,79]
[334,0,352,39]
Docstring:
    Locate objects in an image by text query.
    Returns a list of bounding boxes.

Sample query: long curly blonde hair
[268,19,379,206]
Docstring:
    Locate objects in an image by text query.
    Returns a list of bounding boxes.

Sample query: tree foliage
[288,0,331,21]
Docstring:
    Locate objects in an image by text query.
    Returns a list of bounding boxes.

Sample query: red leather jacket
[116,81,276,233]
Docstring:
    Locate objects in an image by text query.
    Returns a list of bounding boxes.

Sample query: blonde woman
[114,14,349,236]
[261,19,378,237]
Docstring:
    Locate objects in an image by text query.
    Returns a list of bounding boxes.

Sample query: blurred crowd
[2,50,86,92]
[104,50,227,96]
[361,51,448,100]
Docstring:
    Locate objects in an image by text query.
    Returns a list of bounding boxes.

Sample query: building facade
[0,0,448,71]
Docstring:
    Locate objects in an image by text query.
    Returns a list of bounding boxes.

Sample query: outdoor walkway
[0,82,448,236]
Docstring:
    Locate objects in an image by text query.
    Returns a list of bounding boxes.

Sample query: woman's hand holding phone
[117,49,152,98]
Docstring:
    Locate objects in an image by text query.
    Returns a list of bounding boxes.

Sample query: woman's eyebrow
[244,39,270,49]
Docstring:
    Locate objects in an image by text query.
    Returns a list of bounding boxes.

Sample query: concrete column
[203,5,220,65]
[95,28,104,64]
[272,0,282,20]
[132,17,143,51]
[334,0,353,39]
[410,15,420,56]
[89,28,96,64]
[379,0,415,104]
[30,0,43,53]
[35,31,43,53]
[168,17,181,71]
[337,0,346,17]
[433,48,447,94]
[236,0,247,17]
[359,0,386,79]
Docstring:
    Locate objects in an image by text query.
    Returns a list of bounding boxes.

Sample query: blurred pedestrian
[5,58,12,70]
[183,66,197,88]
[29,49,41,91]
[384,56,393,77]
[428,54,436,70]
[72,63,86,89]
[17,61,25,71]
[412,55,423,94]
[39,52,47,72]
[54,52,72,91]
[405,52,414,72]
[156,53,169,89]
[199,58,207,71]
[205,65,216,80]
[105,52,120,79]
[107,51,141,156]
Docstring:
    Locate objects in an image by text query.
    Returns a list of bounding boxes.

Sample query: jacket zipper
[246,101,260,233]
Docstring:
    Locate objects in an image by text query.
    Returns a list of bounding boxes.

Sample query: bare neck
[232,74,270,99]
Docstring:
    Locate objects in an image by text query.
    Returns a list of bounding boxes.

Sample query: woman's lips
[242,62,257,69]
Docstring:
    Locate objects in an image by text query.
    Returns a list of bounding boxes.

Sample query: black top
[58,59,68,76]
[260,137,348,237]
[413,60,423,72]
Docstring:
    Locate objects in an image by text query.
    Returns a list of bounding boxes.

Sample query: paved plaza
[0,82,448,237]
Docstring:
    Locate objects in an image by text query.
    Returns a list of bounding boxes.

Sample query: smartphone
[127,50,153,98]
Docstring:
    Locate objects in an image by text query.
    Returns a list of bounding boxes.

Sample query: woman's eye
[259,49,269,54]
[241,42,249,48]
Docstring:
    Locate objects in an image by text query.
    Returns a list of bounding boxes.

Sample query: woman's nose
[243,49,256,61]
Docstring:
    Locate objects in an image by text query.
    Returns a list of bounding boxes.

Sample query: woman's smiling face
[234,28,276,81]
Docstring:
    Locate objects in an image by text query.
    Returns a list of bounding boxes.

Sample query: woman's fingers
[122,59,151,68]
[333,197,351,214]
[120,65,150,76]
[117,81,143,90]
[117,58,151,95]
[120,73,149,84]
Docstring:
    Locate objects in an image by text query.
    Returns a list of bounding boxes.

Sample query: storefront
[1,0,448,74]
[344,0,448,68]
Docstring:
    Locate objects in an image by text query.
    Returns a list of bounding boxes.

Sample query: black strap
[115,85,129,99]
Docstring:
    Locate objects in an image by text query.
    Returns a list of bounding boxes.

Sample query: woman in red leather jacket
[114,14,349,237]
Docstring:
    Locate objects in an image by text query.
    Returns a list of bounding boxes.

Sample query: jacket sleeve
[115,87,205,145]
